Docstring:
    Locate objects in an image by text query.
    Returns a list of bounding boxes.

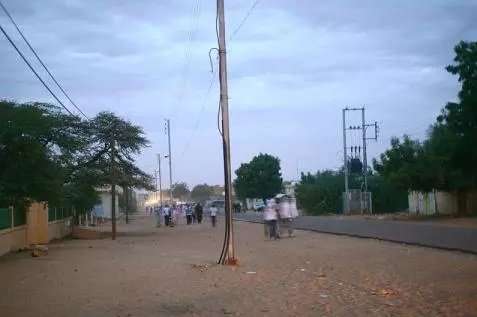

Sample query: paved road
[233,212,477,253]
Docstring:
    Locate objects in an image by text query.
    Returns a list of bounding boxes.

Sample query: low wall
[48,218,73,241]
[0,203,74,257]
[0,227,27,255]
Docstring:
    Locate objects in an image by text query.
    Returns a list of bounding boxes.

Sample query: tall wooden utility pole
[157,153,163,207]
[110,137,117,240]
[165,119,173,205]
[217,0,236,265]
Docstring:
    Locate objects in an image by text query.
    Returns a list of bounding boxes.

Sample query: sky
[0,0,476,187]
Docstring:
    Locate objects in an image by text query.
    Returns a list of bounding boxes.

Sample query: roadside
[234,212,477,253]
[0,214,476,317]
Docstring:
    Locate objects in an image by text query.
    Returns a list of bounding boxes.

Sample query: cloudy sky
[0,0,476,187]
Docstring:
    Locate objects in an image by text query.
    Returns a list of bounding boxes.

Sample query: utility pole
[342,108,349,214]
[154,169,158,201]
[217,0,236,265]
[361,108,368,192]
[165,119,173,205]
[343,107,379,214]
[157,153,163,207]
[110,137,117,240]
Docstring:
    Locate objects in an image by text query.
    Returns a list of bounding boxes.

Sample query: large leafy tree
[372,135,437,192]
[0,101,93,207]
[85,112,153,235]
[233,153,283,200]
[435,41,477,213]
[172,182,190,199]
[191,183,213,201]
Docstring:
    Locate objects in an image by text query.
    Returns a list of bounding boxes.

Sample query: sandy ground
[1,213,476,317]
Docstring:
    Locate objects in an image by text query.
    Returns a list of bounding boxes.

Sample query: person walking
[154,205,162,227]
[163,205,170,227]
[195,203,203,224]
[264,199,278,240]
[192,204,197,223]
[209,203,218,227]
[185,204,193,225]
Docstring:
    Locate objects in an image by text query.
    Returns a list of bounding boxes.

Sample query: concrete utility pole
[157,153,163,207]
[154,169,158,201]
[110,137,117,240]
[342,108,349,214]
[217,0,236,265]
[165,119,173,205]
[342,107,379,214]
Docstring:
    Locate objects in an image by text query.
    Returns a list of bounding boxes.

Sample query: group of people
[262,196,299,240]
[146,202,218,228]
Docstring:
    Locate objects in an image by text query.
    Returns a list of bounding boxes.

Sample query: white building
[92,186,123,219]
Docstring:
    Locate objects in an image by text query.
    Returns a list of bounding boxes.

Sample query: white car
[252,202,265,212]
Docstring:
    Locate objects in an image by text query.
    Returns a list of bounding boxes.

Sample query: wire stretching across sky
[0,0,88,119]
[0,23,75,115]
[228,0,261,42]
[179,0,262,157]
[169,0,203,120]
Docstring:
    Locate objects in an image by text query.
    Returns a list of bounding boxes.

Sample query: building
[92,186,123,219]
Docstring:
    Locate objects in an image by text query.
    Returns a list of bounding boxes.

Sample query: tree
[295,169,408,215]
[233,153,283,200]
[85,111,153,235]
[191,184,213,201]
[0,101,95,208]
[435,41,477,214]
[372,135,437,192]
[172,182,190,199]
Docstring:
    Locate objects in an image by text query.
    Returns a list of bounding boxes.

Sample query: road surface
[233,212,477,253]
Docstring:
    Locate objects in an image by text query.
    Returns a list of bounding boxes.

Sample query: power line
[0,0,89,119]
[179,70,217,157]
[170,0,202,119]
[0,22,73,115]
[228,0,260,42]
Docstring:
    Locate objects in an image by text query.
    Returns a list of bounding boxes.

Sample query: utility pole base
[226,258,238,266]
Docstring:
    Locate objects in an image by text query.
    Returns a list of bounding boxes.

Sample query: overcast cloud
[1,0,476,187]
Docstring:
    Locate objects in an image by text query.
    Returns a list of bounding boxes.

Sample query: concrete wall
[408,190,477,215]
[0,227,27,255]
[1,203,73,257]
[48,218,73,241]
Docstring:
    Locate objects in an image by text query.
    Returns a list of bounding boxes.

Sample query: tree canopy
[372,41,477,215]
[0,101,153,213]
[172,182,190,199]
[233,153,283,200]
[191,183,213,201]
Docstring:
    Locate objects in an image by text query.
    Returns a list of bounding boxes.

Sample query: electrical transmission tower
[342,107,379,214]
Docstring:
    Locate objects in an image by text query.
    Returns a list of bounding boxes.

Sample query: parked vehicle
[252,201,266,212]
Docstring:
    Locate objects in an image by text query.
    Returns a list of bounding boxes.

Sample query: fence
[0,203,73,257]
[342,190,373,214]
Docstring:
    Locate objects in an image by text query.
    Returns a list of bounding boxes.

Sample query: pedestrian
[209,203,218,227]
[263,199,278,240]
[154,205,162,227]
[195,203,203,224]
[163,205,170,227]
[185,204,193,225]
[192,204,197,223]
[279,197,298,237]
[171,205,178,227]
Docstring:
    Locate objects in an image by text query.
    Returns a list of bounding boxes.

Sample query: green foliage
[0,101,152,214]
[191,184,213,201]
[233,153,283,200]
[295,170,408,215]
[172,182,190,199]
[373,41,477,215]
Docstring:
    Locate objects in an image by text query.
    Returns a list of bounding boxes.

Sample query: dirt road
[0,213,476,317]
